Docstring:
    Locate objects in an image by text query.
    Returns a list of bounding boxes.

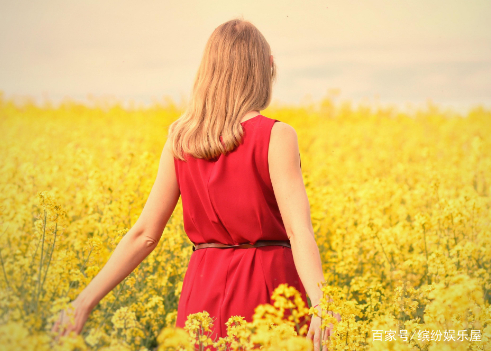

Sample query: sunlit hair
[169,16,277,161]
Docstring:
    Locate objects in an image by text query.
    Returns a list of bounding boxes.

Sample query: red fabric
[174,114,310,343]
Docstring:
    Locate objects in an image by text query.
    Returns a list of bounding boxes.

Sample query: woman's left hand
[51,297,91,343]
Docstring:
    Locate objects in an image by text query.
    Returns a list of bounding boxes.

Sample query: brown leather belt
[192,240,291,252]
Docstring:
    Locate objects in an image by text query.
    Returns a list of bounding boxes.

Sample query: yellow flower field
[0,91,490,350]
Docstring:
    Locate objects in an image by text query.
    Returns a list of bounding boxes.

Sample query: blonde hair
[169,16,277,161]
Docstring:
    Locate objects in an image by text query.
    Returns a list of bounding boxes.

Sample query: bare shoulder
[271,121,297,137]
[270,121,299,151]
[162,134,173,157]
[268,121,302,194]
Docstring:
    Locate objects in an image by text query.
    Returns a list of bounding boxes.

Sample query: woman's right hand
[306,307,341,351]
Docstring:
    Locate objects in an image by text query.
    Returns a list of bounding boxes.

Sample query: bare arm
[268,122,325,306]
[77,137,180,311]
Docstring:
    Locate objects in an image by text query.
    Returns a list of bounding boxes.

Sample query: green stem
[41,223,57,293]
[289,306,300,335]
[0,248,10,290]
[20,226,42,309]
[35,210,47,313]
[0,225,10,290]
[96,279,126,330]
[345,319,349,346]
[422,224,430,285]
[64,245,94,299]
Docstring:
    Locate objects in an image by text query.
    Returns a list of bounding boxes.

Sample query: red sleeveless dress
[174,114,309,342]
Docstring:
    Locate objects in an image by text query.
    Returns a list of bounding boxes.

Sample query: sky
[0,0,490,114]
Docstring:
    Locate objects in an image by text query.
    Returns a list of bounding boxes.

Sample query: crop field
[0,93,490,350]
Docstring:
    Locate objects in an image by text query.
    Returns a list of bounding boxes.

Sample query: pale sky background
[0,0,490,114]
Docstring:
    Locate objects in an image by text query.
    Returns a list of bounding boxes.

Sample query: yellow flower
[111,306,138,329]
[157,327,192,351]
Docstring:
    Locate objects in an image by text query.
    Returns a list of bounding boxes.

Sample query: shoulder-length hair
[169,17,277,161]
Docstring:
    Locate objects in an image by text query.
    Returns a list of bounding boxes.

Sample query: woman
[51,17,339,350]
